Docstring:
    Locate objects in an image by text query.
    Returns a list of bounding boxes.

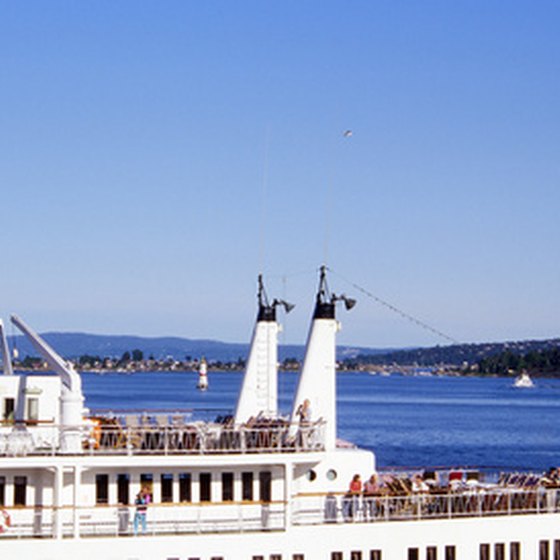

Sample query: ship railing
[0,418,326,456]
[0,501,285,539]
[292,486,560,525]
[1,486,556,541]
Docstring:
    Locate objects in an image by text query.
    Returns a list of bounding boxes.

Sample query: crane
[0,319,14,375]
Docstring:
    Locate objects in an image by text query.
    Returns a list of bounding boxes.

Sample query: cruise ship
[0,267,559,560]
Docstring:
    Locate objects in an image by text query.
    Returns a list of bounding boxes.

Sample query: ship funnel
[290,266,355,450]
[234,275,293,424]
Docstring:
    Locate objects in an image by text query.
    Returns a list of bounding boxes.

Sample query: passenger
[296,399,312,424]
[411,474,429,515]
[296,399,312,449]
[347,474,362,520]
[363,474,380,520]
[412,474,429,493]
[133,486,151,535]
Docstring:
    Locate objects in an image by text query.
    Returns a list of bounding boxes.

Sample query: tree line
[477,347,560,376]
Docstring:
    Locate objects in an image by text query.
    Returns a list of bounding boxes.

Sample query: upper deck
[0,414,326,457]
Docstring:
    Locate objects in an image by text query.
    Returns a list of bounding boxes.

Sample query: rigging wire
[329,268,460,345]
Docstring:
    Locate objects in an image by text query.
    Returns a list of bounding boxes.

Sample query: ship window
[117,474,130,505]
[444,546,455,560]
[293,555,304,560]
[3,397,15,422]
[326,469,337,481]
[511,542,521,560]
[407,549,419,560]
[222,472,234,502]
[427,546,437,560]
[0,476,5,506]
[306,470,317,482]
[479,544,490,560]
[540,541,550,560]
[331,553,343,560]
[554,540,560,560]
[140,473,153,501]
[14,476,27,506]
[161,474,173,503]
[252,556,264,560]
[96,474,109,504]
[200,473,212,502]
[494,543,505,560]
[27,398,39,422]
[179,473,192,502]
[242,472,254,501]
[370,552,382,560]
[211,557,224,560]
[351,552,362,560]
[270,556,282,560]
[259,471,272,503]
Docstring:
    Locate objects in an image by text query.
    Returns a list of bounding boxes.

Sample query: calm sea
[82,371,560,472]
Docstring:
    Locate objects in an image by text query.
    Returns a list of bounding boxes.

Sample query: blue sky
[1,1,559,348]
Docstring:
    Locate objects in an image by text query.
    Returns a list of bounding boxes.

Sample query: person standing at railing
[133,486,151,535]
[363,474,380,520]
[296,399,312,448]
[411,474,429,516]
[343,474,362,520]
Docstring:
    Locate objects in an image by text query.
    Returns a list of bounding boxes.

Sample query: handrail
[0,487,556,541]
[0,419,326,456]
[292,486,559,525]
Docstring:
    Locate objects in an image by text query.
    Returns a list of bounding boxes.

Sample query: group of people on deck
[343,471,435,520]
[343,473,382,520]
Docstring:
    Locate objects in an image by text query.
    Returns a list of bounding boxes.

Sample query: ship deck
[0,415,326,457]
[0,483,558,540]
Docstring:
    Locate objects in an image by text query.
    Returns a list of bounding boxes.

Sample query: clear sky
[1,1,559,349]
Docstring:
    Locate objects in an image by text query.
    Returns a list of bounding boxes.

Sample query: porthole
[326,469,337,481]
[306,469,317,482]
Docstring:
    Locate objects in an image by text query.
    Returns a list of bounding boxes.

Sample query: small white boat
[513,371,535,388]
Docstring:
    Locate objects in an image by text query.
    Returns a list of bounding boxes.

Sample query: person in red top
[344,474,362,520]
[349,474,362,494]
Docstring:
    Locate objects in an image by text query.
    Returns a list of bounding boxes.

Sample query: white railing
[0,419,325,457]
[0,487,557,541]
[292,487,560,525]
[0,501,286,540]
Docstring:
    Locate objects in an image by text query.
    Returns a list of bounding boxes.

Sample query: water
[81,371,560,471]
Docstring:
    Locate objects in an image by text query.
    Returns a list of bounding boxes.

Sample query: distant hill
[354,338,560,367]
[6,332,389,363]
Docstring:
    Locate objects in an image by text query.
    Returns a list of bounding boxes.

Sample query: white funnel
[234,275,293,424]
[290,266,353,450]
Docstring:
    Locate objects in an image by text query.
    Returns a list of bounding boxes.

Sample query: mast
[234,275,293,424]
[290,266,355,450]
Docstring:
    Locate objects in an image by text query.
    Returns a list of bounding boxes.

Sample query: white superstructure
[0,269,559,560]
